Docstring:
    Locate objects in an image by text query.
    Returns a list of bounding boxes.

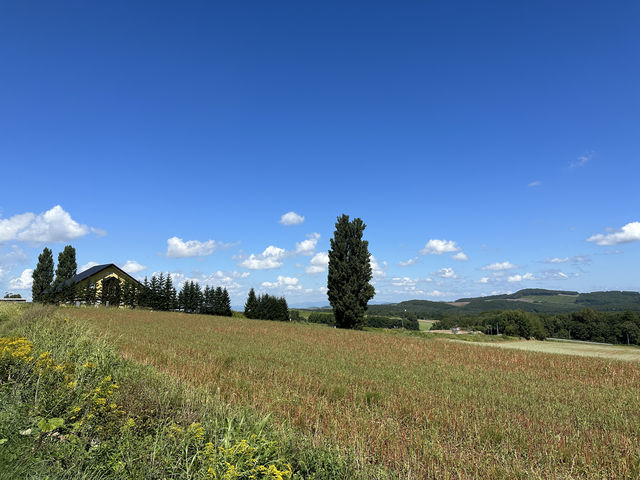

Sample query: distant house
[68,264,142,306]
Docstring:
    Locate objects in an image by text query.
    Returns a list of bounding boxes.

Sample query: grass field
[468,338,640,362]
[417,319,435,331]
[66,306,640,479]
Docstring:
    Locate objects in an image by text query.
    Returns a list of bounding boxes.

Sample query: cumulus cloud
[280,211,305,226]
[370,255,387,279]
[427,290,447,297]
[306,252,329,274]
[9,269,33,290]
[435,267,457,279]
[451,252,468,261]
[479,277,489,284]
[240,245,286,270]
[165,270,248,292]
[295,233,320,256]
[420,239,461,255]
[0,206,96,243]
[261,275,301,290]
[166,237,224,258]
[507,273,535,282]
[399,257,417,267]
[482,261,517,271]
[587,221,640,246]
[121,260,147,274]
[79,261,99,272]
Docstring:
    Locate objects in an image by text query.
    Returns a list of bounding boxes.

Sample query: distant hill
[366,289,640,317]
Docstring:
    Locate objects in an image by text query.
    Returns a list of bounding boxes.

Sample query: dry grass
[68,307,640,479]
[468,339,640,362]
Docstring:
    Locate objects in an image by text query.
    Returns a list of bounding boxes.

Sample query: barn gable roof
[70,263,142,286]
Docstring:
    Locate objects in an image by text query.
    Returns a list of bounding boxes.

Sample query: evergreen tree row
[32,245,77,304]
[244,288,289,322]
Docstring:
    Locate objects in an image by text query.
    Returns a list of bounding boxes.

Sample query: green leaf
[0,438,7,445]
[37,417,65,433]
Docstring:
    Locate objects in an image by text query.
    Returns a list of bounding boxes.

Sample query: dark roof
[43,263,143,294]
[69,263,142,286]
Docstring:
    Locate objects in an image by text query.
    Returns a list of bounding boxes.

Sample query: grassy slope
[0,305,377,480]
[70,306,640,479]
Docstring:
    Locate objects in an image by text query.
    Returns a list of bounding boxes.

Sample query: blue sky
[1,1,638,307]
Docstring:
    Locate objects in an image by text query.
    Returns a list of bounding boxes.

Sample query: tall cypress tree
[32,247,54,303]
[52,245,77,303]
[327,214,375,329]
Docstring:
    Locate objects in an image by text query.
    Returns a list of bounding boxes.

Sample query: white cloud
[427,290,447,297]
[0,206,95,243]
[482,261,517,271]
[9,269,33,290]
[435,267,456,279]
[306,252,329,274]
[295,233,320,256]
[121,260,147,274]
[545,257,570,264]
[166,237,223,258]
[398,257,417,267]
[539,270,569,280]
[164,270,247,293]
[261,275,300,289]
[370,255,387,279]
[528,180,542,187]
[420,239,461,255]
[0,246,28,265]
[452,252,468,261]
[280,211,305,226]
[507,273,535,282]
[570,152,593,169]
[240,245,285,270]
[479,277,489,284]
[0,213,34,242]
[79,261,99,272]
[587,221,640,246]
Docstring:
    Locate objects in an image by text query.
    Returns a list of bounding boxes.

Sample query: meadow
[67,307,640,479]
[469,338,640,362]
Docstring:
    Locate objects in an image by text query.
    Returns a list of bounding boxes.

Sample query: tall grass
[0,304,375,479]
[68,306,640,479]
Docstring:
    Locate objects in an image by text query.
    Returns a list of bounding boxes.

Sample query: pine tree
[32,247,54,303]
[221,288,232,317]
[327,214,375,329]
[52,245,77,304]
[244,288,258,318]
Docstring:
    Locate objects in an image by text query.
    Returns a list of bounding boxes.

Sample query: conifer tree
[32,247,54,303]
[53,245,77,303]
[327,214,375,329]
[221,288,232,317]
[244,288,258,319]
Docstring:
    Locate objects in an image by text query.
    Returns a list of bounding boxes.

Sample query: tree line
[433,308,640,345]
[31,246,232,316]
[244,288,289,322]
[302,311,420,331]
